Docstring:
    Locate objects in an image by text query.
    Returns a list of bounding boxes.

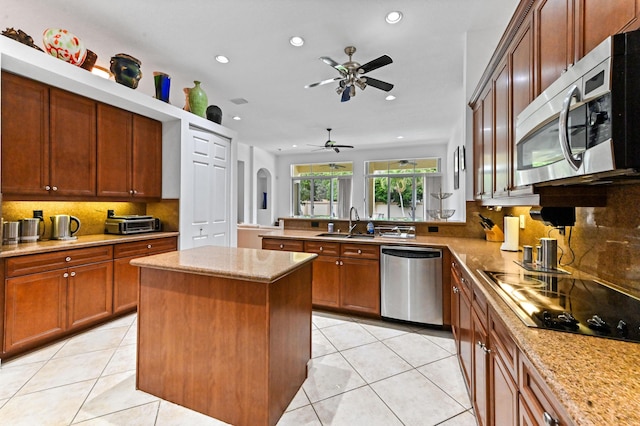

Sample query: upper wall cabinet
[469,0,640,206]
[96,104,162,199]
[1,72,162,201]
[1,72,95,197]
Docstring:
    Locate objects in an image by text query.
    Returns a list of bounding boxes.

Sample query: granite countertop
[261,229,640,426]
[0,232,180,258]
[130,245,317,283]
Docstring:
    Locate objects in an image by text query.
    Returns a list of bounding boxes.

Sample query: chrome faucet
[348,206,359,235]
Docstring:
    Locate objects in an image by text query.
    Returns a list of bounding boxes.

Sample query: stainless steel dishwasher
[380,246,443,325]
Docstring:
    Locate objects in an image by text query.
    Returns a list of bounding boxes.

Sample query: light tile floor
[0,311,476,426]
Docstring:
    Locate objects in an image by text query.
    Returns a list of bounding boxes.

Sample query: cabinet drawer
[262,238,304,252]
[341,243,379,259]
[114,237,177,258]
[304,241,340,256]
[6,246,113,277]
[519,353,571,426]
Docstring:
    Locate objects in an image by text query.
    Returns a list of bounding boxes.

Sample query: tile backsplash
[505,185,640,298]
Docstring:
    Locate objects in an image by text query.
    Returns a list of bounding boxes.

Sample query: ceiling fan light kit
[306,46,394,102]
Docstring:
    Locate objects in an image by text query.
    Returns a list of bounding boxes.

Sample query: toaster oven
[104,215,160,235]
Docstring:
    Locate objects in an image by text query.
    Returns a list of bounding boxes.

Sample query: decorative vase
[42,28,87,66]
[188,81,208,117]
[153,71,171,102]
[110,53,142,89]
[183,88,191,111]
[206,105,222,124]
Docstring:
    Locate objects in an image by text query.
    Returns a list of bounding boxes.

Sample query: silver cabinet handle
[357,249,362,254]
[453,286,460,294]
[45,185,51,190]
[543,412,559,426]
[559,84,582,171]
[335,260,339,265]
[477,341,491,354]
[147,244,152,249]
[340,260,344,266]
[65,256,72,262]
[319,246,324,251]
[63,272,69,278]
[70,271,76,277]
[133,189,138,195]
[52,186,58,191]
[279,244,284,249]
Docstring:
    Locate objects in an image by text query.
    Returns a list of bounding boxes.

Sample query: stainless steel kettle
[50,215,81,240]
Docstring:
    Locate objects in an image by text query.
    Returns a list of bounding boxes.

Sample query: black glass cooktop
[481,270,640,344]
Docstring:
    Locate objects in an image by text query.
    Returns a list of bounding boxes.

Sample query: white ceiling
[3,0,517,155]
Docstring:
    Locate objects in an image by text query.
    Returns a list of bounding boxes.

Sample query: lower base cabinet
[1,236,178,359]
[450,258,571,426]
[113,237,178,313]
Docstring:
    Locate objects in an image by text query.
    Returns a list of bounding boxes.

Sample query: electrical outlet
[33,210,43,219]
[519,214,525,229]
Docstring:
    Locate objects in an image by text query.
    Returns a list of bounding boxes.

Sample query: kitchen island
[130,245,316,426]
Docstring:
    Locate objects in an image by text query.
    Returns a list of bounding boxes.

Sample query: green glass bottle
[188,81,208,117]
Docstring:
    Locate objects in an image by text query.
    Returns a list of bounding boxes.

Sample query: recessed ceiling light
[385,11,403,24]
[397,136,404,139]
[232,115,242,121]
[385,95,396,101]
[292,144,298,148]
[215,55,230,64]
[289,36,305,47]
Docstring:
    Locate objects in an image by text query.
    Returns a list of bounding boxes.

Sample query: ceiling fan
[308,128,354,153]
[304,46,394,102]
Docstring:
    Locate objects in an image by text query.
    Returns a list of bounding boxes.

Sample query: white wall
[274,142,450,221]
[236,143,278,225]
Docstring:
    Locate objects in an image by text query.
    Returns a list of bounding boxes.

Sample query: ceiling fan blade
[359,55,392,74]
[305,76,343,89]
[363,77,394,92]
[320,56,348,74]
[332,144,354,149]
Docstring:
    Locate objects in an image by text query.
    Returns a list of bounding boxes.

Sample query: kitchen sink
[316,233,375,239]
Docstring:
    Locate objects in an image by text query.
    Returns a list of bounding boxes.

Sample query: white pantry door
[185,127,231,247]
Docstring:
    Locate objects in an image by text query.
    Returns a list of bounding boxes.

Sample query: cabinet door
[510,18,534,192]
[4,270,66,352]
[473,104,484,200]
[493,59,510,198]
[458,287,473,389]
[536,0,573,93]
[49,88,96,196]
[96,103,132,197]
[132,114,162,198]
[67,261,113,329]
[577,0,640,58]
[450,265,461,343]
[1,72,50,195]
[472,308,490,426]
[492,349,519,426]
[113,256,140,314]
[340,257,380,315]
[311,255,340,308]
[481,87,493,199]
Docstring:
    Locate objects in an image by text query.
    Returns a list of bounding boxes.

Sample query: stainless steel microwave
[515,30,640,186]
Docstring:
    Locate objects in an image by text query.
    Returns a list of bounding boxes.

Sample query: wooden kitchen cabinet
[112,236,178,313]
[451,260,473,389]
[481,87,493,200]
[3,245,113,353]
[493,58,510,198]
[67,260,113,328]
[49,88,97,197]
[2,72,97,198]
[489,310,519,426]
[535,0,574,94]
[304,241,340,308]
[339,256,380,315]
[1,71,50,196]
[96,104,162,199]
[262,238,304,252]
[473,104,484,200]
[4,270,66,352]
[472,307,490,426]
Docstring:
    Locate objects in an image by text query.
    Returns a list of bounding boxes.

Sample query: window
[291,162,353,218]
[365,158,442,221]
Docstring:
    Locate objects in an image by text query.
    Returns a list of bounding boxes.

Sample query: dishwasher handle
[381,248,442,259]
